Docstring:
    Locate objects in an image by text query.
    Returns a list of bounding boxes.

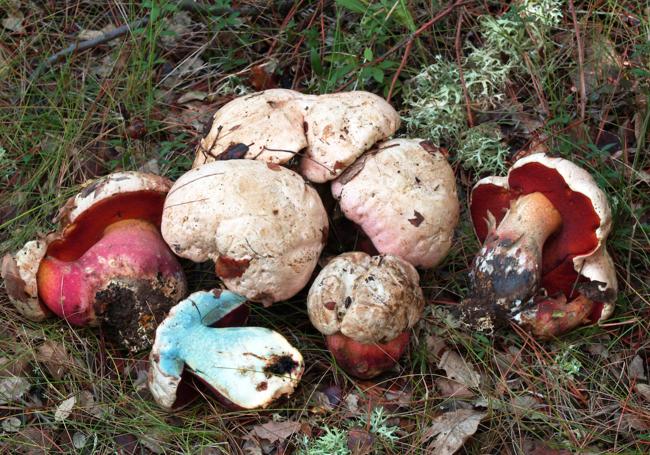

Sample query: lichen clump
[401,0,564,175]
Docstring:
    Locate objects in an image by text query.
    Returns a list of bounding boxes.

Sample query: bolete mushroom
[307,252,424,379]
[194,89,316,167]
[192,89,400,183]
[1,172,187,352]
[299,91,401,183]
[149,289,304,410]
[161,159,328,305]
[331,139,459,268]
[459,153,617,338]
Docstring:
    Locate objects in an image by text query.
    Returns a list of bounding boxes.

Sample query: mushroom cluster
[190,89,460,378]
[459,153,617,339]
[2,172,187,353]
[1,88,619,414]
[194,89,401,182]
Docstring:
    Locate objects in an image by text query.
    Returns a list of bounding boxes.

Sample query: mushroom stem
[460,192,562,330]
[517,293,595,340]
[326,331,410,379]
[491,192,562,254]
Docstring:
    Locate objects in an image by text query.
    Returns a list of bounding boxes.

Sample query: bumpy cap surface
[194,89,316,167]
[161,160,329,304]
[299,92,400,183]
[307,252,424,344]
[149,290,304,410]
[332,139,459,268]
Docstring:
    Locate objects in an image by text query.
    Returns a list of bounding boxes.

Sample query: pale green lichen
[456,123,510,175]
[297,406,399,455]
[402,0,564,160]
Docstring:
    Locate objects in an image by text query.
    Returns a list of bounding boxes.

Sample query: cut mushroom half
[148,290,304,410]
[331,139,459,268]
[459,153,617,338]
[307,252,424,379]
[161,160,328,305]
[1,172,187,352]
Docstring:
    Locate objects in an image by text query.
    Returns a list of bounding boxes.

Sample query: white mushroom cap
[161,160,329,304]
[331,139,459,268]
[194,89,317,167]
[580,246,618,322]
[54,172,172,227]
[1,240,49,321]
[307,252,424,344]
[299,92,400,183]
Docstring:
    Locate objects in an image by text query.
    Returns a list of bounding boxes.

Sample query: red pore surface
[326,331,410,379]
[37,219,182,325]
[471,162,601,301]
[46,191,166,262]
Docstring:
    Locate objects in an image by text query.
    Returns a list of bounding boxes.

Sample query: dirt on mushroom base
[95,274,184,353]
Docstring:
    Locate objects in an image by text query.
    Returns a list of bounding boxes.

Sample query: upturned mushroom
[1,172,187,352]
[331,139,459,268]
[459,153,617,338]
[192,90,400,183]
[307,252,424,379]
[161,159,328,305]
[149,289,304,410]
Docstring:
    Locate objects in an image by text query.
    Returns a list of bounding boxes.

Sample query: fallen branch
[29,1,294,83]
[454,8,474,127]
[30,17,149,82]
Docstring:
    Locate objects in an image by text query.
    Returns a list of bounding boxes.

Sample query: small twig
[454,8,474,127]
[386,0,465,101]
[30,17,149,82]
[387,39,413,102]
[569,0,586,121]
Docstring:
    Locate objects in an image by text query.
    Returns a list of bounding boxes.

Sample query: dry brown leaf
[435,378,474,398]
[161,11,194,48]
[0,376,30,404]
[635,383,650,401]
[248,420,301,444]
[621,412,650,432]
[54,396,76,422]
[2,12,24,33]
[438,350,481,388]
[628,355,647,380]
[16,427,54,455]
[36,340,75,380]
[424,409,486,455]
[522,438,571,455]
[347,428,375,455]
[177,91,208,104]
[77,25,117,42]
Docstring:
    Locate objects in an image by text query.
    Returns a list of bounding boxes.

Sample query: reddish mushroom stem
[460,192,562,330]
[326,331,410,380]
[518,293,595,339]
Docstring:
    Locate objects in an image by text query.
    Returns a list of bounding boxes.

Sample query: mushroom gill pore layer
[465,153,616,336]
